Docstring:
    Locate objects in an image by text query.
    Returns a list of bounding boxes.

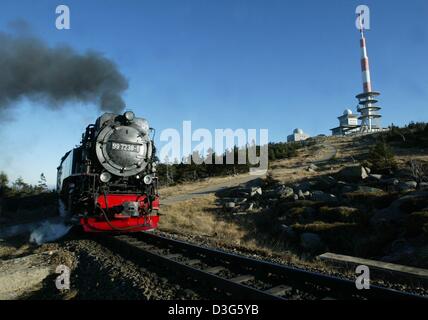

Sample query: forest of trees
[0,172,50,197]
[156,141,307,186]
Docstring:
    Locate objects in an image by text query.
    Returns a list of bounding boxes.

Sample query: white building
[287,128,310,142]
[330,109,360,136]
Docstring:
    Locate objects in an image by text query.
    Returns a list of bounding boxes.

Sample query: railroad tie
[164,253,182,260]
[185,259,201,266]
[204,266,226,274]
[229,274,255,284]
[135,244,156,251]
[264,285,293,296]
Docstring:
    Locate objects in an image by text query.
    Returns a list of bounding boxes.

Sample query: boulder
[395,168,414,179]
[293,181,317,192]
[370,191,428,226]
[317,176,337,189]
[276,186,294,199]
[382,239,416,264]
[250,187,262,197]
[280,224,297,239]
[245,202,255,211]
[310,191,338,203]
[398,180,418,192]
[354,186,384,193]
[227,188,250,198]
[303,191,311,197]
[307,164,318,172]
[224,202,236,209]
[368,174,383,181]
[337,165,369,182]
[300,233,324,252]
[419,182,428,190]
[334,181,355,194]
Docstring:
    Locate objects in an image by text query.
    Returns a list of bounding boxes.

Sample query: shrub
[318,206,360,223]
[343,191,398,209]
[366,141,397,173]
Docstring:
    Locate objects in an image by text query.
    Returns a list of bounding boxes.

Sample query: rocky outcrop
[337,165,370,182]
[370,191,428,226]
[310,191,337,203]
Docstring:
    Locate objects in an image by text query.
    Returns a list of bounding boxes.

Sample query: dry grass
[159,195,300,259]
[159,195,246,244]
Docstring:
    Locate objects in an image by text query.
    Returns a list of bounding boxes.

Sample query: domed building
[330,109,359,136]
[287,128,310,142]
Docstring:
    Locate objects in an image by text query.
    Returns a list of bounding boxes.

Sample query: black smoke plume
[0,31,128,115]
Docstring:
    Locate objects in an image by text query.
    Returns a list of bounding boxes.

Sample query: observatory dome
[343,109,353,115]
[293,128,304,134]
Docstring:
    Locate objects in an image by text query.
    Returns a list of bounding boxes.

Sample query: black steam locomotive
[57,111,160,232]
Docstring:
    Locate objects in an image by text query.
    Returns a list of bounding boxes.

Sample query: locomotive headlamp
[100,172,112,183]
[124,111,135,121]
[143,174,153,185]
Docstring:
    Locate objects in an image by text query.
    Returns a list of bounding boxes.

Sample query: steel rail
[98,232,427,300]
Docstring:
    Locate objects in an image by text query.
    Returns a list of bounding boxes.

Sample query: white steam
[29,221,72,245]
[0,216,72,245]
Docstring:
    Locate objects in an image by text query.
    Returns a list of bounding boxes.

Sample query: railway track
[97,232,426,300]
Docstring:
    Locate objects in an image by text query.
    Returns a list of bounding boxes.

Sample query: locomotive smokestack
[0,30,128,118]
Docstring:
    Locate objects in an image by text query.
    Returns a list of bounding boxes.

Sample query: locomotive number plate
[111,142,140,152]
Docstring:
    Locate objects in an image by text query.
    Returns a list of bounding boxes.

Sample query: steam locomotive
[57,111,160,232]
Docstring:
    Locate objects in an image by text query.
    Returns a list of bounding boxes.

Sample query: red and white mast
[355,12,382,133]
[358,14,372,93]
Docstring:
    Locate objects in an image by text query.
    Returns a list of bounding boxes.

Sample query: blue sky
[1,0,428,185]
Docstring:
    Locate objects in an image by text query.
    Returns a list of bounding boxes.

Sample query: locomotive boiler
[57,111,160,232]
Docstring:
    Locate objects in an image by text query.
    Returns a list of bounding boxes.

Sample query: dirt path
[162,173,264,205]
[312,143,337,163]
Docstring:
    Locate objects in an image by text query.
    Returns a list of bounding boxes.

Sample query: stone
[298,190,305,199]
[382,239,416,264]
[380,178,399,186]
[337,165,369,182]
[370,191,428,226]
[354,186,384,193]
[310,191,338,203]
[309,163,318,170]
[419,182,428,189]
[318,175,337,188]
[293,194,299,201]
[224,202,235,209]
[245,202,254,211]
[280,224,296,239]
[368,174,383,181]
[293,181,317,192]
[398,180,418,192]
[250,187,262,197]
[395,168,414,179]
[300,233,324,252]
[277,186,295,199]
[307,164,318,172]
